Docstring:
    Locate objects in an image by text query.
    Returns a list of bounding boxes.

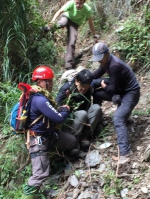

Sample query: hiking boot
[81,140,90,148]
[69,148,80,157]
[112,153,130,164]
[78,151,87,159]
[42,23,58,33]
[42,26,51,33]
[118,154,131,164]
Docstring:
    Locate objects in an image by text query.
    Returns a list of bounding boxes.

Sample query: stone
[120,188,129,198]
[85,150,102,167]
[141,187,148,193]
[68,175,79,187]
[99,142,112,149]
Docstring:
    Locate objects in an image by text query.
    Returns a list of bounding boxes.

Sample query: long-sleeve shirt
[92,54,140,94]
[29,95,69,134]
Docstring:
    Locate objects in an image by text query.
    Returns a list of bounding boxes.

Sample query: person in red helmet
[21,65,79,199]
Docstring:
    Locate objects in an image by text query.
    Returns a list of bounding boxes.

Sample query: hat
[92,42,109,62]
[75,69,93,85]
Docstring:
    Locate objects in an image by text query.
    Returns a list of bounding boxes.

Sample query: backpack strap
[25,115,44,149]
[29,114,43,127]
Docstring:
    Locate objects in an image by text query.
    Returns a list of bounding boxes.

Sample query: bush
[0,0,59,83]
[113,6,150,71]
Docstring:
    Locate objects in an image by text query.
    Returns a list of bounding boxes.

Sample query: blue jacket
[29,95,70,134]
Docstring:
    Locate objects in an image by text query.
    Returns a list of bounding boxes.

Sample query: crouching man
[91,42,140,164]
[56,69,103,150]
[21,65,79,199]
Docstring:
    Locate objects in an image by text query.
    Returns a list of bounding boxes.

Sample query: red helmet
[32,65,54,81]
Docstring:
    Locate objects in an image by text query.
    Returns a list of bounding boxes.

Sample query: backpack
[10,83,43,134]
[10,95,35,134]
[58,66,85,88]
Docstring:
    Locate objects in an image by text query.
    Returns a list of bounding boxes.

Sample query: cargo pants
[28,130,78,187]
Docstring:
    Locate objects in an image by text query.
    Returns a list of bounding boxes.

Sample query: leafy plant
[0,82,21,133]
[98,125,111,139]
[113,6,150,71]
[0,0,59,83]
[133,177,140,184]
[0,135,30,199]
[132,108,150,116]
[103,171,123,196]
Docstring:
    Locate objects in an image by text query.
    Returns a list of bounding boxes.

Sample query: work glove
[112,94,121,105]
[57,106,70,112]
[42,26,51,33]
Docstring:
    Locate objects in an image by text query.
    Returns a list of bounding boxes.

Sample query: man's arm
[92,66,105,79]
[88,17,99,42]
[35,97,70,124]
[103,66,121,93]
[56,82,70,106]
[50,8,64,24]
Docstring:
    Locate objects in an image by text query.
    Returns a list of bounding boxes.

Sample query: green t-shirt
[62,0,92,26]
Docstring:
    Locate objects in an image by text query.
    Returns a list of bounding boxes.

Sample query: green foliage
[75,170,80,177]
[132,108,150,116]
[133,177,140,184]
[89,0,108,32]
[0,0,58,83]
[0,186,22,199]
[0,135,31,199]
[114,6,150,71]
[98,125,111,138]
[29,36,57,67]
[0,82,21,133]
[103,171,123,196]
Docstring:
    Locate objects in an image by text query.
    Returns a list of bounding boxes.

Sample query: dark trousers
[93,89,140,155]
[57,15,78,69]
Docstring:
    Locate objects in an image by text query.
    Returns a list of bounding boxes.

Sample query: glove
[57,106,70,112]
[42,26,50,33]
[112,95,121,105]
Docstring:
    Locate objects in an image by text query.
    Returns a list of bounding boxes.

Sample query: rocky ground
[40,37,150,199]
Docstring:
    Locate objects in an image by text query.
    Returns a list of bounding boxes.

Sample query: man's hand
[101,80,107,88]
[66,89,70,98]
[59,105,70,112]
[93,35,99,43]
[58,105,70,112]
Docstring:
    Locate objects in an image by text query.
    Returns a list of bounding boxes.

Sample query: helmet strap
[45,80,49,90]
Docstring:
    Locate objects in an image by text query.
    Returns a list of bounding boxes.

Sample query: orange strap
[29,130,37,137]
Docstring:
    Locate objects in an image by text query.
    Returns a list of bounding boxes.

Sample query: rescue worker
[91,42,140,164]
[43,0,98,69]
[56,69,103,149]
[21,65,79,199]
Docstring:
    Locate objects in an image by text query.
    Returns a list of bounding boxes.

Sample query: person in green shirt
[44,0,98,70]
